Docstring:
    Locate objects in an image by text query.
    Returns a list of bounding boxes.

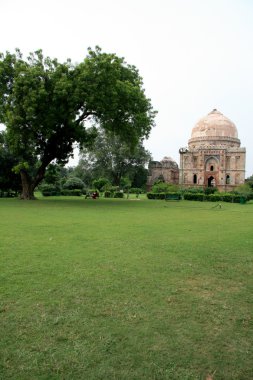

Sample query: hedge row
[0,190,17,198]
[147,192,181,200]
[41,188,125,198]
[147,192,248,203]
[127,188,145,194]
[42,189,82,196]
[183,192,248,203]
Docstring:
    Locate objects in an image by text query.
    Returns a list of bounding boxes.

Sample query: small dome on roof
[160,156,178,168]
[161,156,176,162]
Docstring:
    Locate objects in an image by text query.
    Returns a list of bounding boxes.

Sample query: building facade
[147,156,179,191]
[179,109,246,191]
[147,109,246,192]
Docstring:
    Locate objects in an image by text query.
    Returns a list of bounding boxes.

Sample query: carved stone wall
[147,157,179,191]
[147,109,246,192]
[179,110,246,191]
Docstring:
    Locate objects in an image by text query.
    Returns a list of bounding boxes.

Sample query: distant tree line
[0,126,151,197]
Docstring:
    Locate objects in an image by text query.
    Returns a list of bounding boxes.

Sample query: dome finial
[209,108,220,115]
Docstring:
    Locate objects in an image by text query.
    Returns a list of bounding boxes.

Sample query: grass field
[0,196,253,380]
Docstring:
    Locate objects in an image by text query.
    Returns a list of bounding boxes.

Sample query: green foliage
[245,174,253,190]
[147,191,248,203]
[217,193,247,203]
[106,185,120,193]
[40,184,61,196]
[165,193,181,200]
[182,187,204,194]
[86,188,97,194]
[0,190,17,198]
[152,182,179,193]
[61,189,82,196]
[79,127,152,186]
[234,183,253,199]
[119,176,131,190]
[67,160,93,188]
[0,47,156,198]
[182,187,217,195]
[104,190,112,198]
[128,187,145,194]
[0,131,21,193]
[131,166,149,189]
[204,186,218,195]
[113,191,124,198]
[184,192,205,201]
[204,193,221,202]
[44,163,68,186]
[183,192,248,203]
[92,177,110,191]
[62,177,84,190]
[12,161,30,174]
[147,192,181,200]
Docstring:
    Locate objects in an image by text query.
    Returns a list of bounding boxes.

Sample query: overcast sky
[1,0,253,176]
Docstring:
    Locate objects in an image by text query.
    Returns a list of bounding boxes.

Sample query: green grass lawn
[0,197,253,380]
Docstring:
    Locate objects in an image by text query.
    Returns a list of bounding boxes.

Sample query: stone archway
[208,176,215,187]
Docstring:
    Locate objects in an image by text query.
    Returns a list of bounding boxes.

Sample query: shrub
[61,189,82,196]
[183,192,248,203]
[205,193,221,202]
[152,182,179,193]
[204,187,218,195]
[147,192,164,199]
[234,184,253,200]
[104,191,112,198]
[92,178,111,191]
[40,184,61,196]
[0,190,17,198]
[114,192,124,198]
[120,177,131,190]
[221,193,234,202]
[86,188,97,194]
[109,186,120,192]
[222,194,247,203]
[183,193,205,201]
[182,187,204,194]
[147,192,181,200]
[128,187,144,194]
[62,177,84,190]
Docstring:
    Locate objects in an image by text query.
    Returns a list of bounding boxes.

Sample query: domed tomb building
[179,109,246,191]
[147,156,179,191]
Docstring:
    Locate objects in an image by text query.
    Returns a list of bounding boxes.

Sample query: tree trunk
[20,170,36,200]
[19,161,49,200]
[112,171,122,186]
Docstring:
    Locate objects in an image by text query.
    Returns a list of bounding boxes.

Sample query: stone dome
[160,156,178,168]
[189,109,240,148]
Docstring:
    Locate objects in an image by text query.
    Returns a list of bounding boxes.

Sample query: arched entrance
[208,176,215,187]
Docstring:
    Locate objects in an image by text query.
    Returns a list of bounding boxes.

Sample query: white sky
[1,0,253,176]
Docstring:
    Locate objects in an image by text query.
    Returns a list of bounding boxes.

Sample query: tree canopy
[0,47,156,199]
[78,127,152,187]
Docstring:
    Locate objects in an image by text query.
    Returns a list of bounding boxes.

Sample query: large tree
[78,127,152,187]
[0,47,156,199]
